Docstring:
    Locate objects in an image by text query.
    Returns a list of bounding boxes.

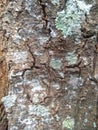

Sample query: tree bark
[0,0,98,130]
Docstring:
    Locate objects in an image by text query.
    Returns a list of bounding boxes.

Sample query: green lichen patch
[55,0,92,37]
[65,52,77,65]
[50,58,62,70]
[62,117,75,130]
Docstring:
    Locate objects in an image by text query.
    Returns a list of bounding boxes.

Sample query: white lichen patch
[6,50,33,70]
[10,126,18,130]
[65,52,77,65]
[19,117,35,125]
[17,112,38,129]
[23,125,37,130]
[76,0,92,12]
[50,28,57,37]
[25,0,34,13]
[51,0,59,5]
[84,118,88,123]
[52,83,60,90]
[69,75,84,89]
[93,122,97,128]
[38,36,49,45]
[25,0,40,17]
[13,51,28,64]
[28,105,52,123]
[24,79,47,104]
[31,79,45,92]
[7,1,22,12]
[34,50,43,56]
[80,56,88,65]
[12,31,22,44]
[6,51,28,64]
[1,94,17,110]
[9,69,23,79]
[55,0,93,37]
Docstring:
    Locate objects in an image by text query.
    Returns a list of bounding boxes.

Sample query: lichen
[93,122,97,128]
[69,75,84,89]
[50,58,62,70]
[62,117,74,130]
[55,0,93,37]
[51,0,59,5]
[1,94,17,110]
[28,105,53,123]
[65,52,77,65]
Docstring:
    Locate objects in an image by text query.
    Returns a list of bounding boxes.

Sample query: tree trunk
[0,0,98,130]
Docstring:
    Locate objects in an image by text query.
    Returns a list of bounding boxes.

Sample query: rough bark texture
[0,0,98,130]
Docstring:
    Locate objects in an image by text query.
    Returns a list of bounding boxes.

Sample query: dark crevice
[38,0,47,28]
[37,0,52,39]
